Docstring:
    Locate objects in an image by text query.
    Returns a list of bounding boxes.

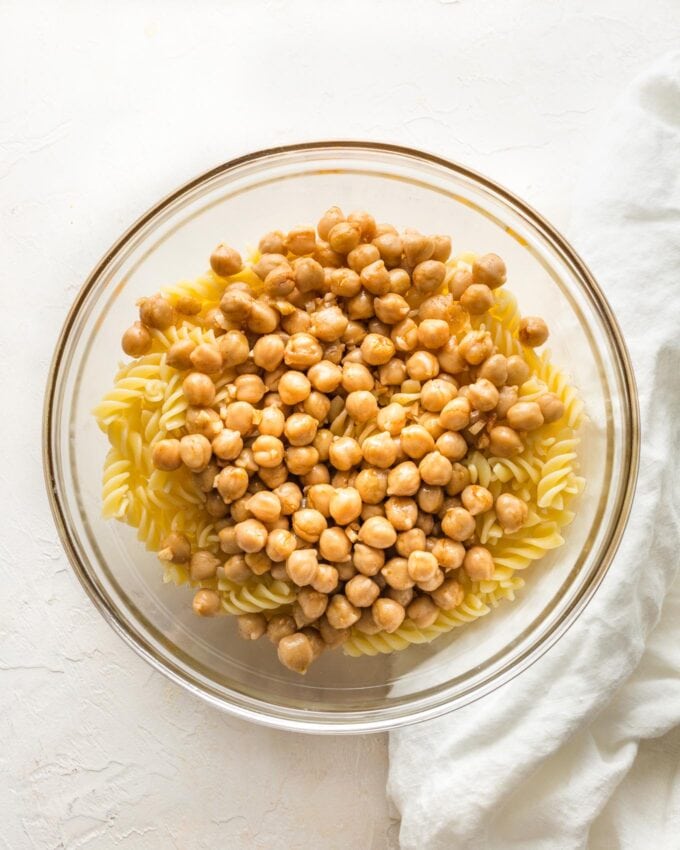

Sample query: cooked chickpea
[283,333,322,370]
[417,566,445,592]
[380,557,414,591]
[384,497,417,531]
[347,209,377,242]
[461,283,494,315]
[537,393,565,424]
[166,339,196,370]
[464,545,495,580]
[276,633,313,674]
[389,318,417,352]
[247,300,279,334]
[472,253,506,289]
[358,516,397,549]
[358,259,389,296]
[238,612,267,641]
[347,243,380,273]
[245,491,281,524]
[326,594,361,629]
[407,550,439,583]
[267,614,297,646]
[402,231,434,266]
[181,372,214,407]
[478,353,508,387]
[312,429,333,462]
[458,330,494,366]
[360,333,395,366]
[234,518,267,553]
[292,509,327,543]
[271,482,301,516]
[372,598,406,633]
[468,378,500,412]
[192,588,221,617]
[315,241,344,269]
[400,424,436,459]
[265,528,297,562]
[158,532,191,565]
[388,267,411,295]
[376,362,404,390]
[434,431,467,462]
[152,438,182,471]
[235,446,258,473]
[372,232,403,268]
[301,391,330,423]
[210,243,242,277]
[285,548,318,586]
[429,234,451,262]
[218,526,241,556]
[507,401,544,431]
[281,309,311,335]
[342,362,374,393]
[374,293,410,325]
[263,264,295,298]
[281,413,316,447]
[233,374,265,405]
[494,386,517,420]
[412,259,446,294]
[417,484,444,514]
[495,493,528,533]
[222,552,250,582]
[224,400,254,435]
[328,487,363,526]
[488,425,523,458]
[250,435,283,468]
[375,403,406,437]
[432,538,465,570]
[343,575,379,608]
[220,287,253,323]
[461,485,494,517]
[209,428,241,462]
[328,436,363,471]
[317,206,345,241]
[138,293,174,329]
[395,528,426,557]
[506,354,531,386]
[407,596,439,628]
[441,506,476,541]
[216,330,249,367]
[122,321,152,357]
[430,577,464,610]
[328,221,361,254]
[352,469,385,506]
[344,390,378,424]
[186,343,220,376]
[194,461,219,493]
[308,360,342,393]
[189,550,220,582]
[386,462,420,497]
[297,587,329,622]
[405,350,439,382]
[435,339,465,376]
[438,397,470,432]
[317,526,351,562]
[302,464,330,487]
[251,334,284,372]
[255,408,283,440]
[418,451,453,486]
[347,545,380,579]
[519,316,549,347]
[290,257,324,294]
[329,267,361,298]
[257,230,286,255]
[284,225,315,257]
[185,406,223,440]
[310,564,339,594]
[285,446,319,476]
[278,371,311,405]
[179,434,212,471]
[362,432,398,469]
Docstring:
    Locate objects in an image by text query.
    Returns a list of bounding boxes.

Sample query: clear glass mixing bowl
[43,142,639,733]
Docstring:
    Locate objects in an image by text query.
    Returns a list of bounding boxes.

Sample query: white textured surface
[1,2,678,848]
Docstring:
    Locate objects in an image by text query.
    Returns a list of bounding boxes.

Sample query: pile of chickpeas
[121,206,563,674]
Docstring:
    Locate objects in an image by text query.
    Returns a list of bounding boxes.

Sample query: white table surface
[2,2,678,848]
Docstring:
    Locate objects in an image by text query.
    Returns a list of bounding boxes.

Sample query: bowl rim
[43,140,640,733]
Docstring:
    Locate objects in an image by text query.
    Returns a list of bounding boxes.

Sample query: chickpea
[357,259,389,296]
[506,355,531,386]
[347,243,380,273]
[311,564,340,595]
[189,550,220,582]
[417,484,444,514]
[417,567,445,592]
[122,321,152,357]
[250,334,283,372]
[418,451,453,487]
[537,392,565,424]
[209,242,242,277]
[358,516,397,549]
[327,487,362,526]
[267,614,297,646]
[282,333,322,370]
[433,431,466,463]
[255,408,283,440]
[281,308,312,335]
[519,316,549,347]
[478,353,508,387]
[328,436,363,471]
[429,234,450,263]
[283,225,315,257]
[402,232,434,266]
[374,293,410,325]
[302,463,331,487]
[220,287,253,323]
[343,575,379,609]
[436,338,467,374]
[266,527,297,562]
[411,259,445,294]
[407,596,439,628]
[344,288,374,321]
[372,232,403,268]
[244,492,280,525]
[189,343,223,377]
[317,615,348,647]
[312,429,333,462]
[388,267,411,295]
[326,594,361,629]
[292,509,327,543]
[419,379,455,413]
[263,264,295,298]
[460,485,493,517]
[355,609,382,634]
[229,496,251,523]
[209,429,241,463]
[233,518,267,554]
[297,587,329,622]
[194,461,219,494]
[215,331,248,368]
[347,209,377,242]
[385,461,419,497]
[429,577,463,610]
[203,307,228,335]
[256,229,285,255]
[458,330,494,366]
[495,493,528,534]
[318,206,345,241]
[344,390,377,424]
[395,528,426,557]
[270,564,288,581]
[380,557,414,591]
[166,339,196,370]
[246,554,275,578]
[301,391,330,423]
[235,447,258,474]
[472,253,506,289]
[328,221,361,254]
[152,438,182,471]
[468,378,500,412]
[379,359,407,387]
[237,612,267,641]
[315,240,344,269]
[221,552,250,581]
[182,372,215,407]
[464,545,495,581]
[347,544,380,578]
[361,504,385,521]
[232,374,265,405]
[360,333,395,366]
[281,413,316,447]
[157,531,192,565]
[247,300,279,334]
[342,361,374,392]
[376,403,407,437]
[493,387,517,420]
[222,403,252,438]
[278,371,311,405]
[285,446,318,476]
[329,267,361,298]
[400,424,435,459]
[192,588,222,617]
[405,350,439,382]
[248,435,282,468]
[292,257,324,293]
[432,538,465,570]
[316,526,350,562]
[439,397,471,431]
[138,293,174,329]
[350,470,384,508]
[460,283,494,315]
[372,598,406,633]
[407,550,439,583]
[218,526,241,556]
[384,496,417,531]
[308,360,342,393]
[507,401,545,431]
[441,506,476,541]
[271,482,301,516]
[185,406,223,440]
[488,425,523,458]
[285,548,319,586]
[178,434,212,471]
[362,432,398,469]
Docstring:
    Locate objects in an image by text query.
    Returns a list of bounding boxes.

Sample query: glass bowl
[43,142,639,733]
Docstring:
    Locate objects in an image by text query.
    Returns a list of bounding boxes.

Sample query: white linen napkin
[388,52,680,850]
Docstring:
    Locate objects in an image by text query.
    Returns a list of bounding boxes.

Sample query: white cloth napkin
[388,52,680,850]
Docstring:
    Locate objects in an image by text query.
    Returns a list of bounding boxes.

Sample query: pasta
[96,221,585,673]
